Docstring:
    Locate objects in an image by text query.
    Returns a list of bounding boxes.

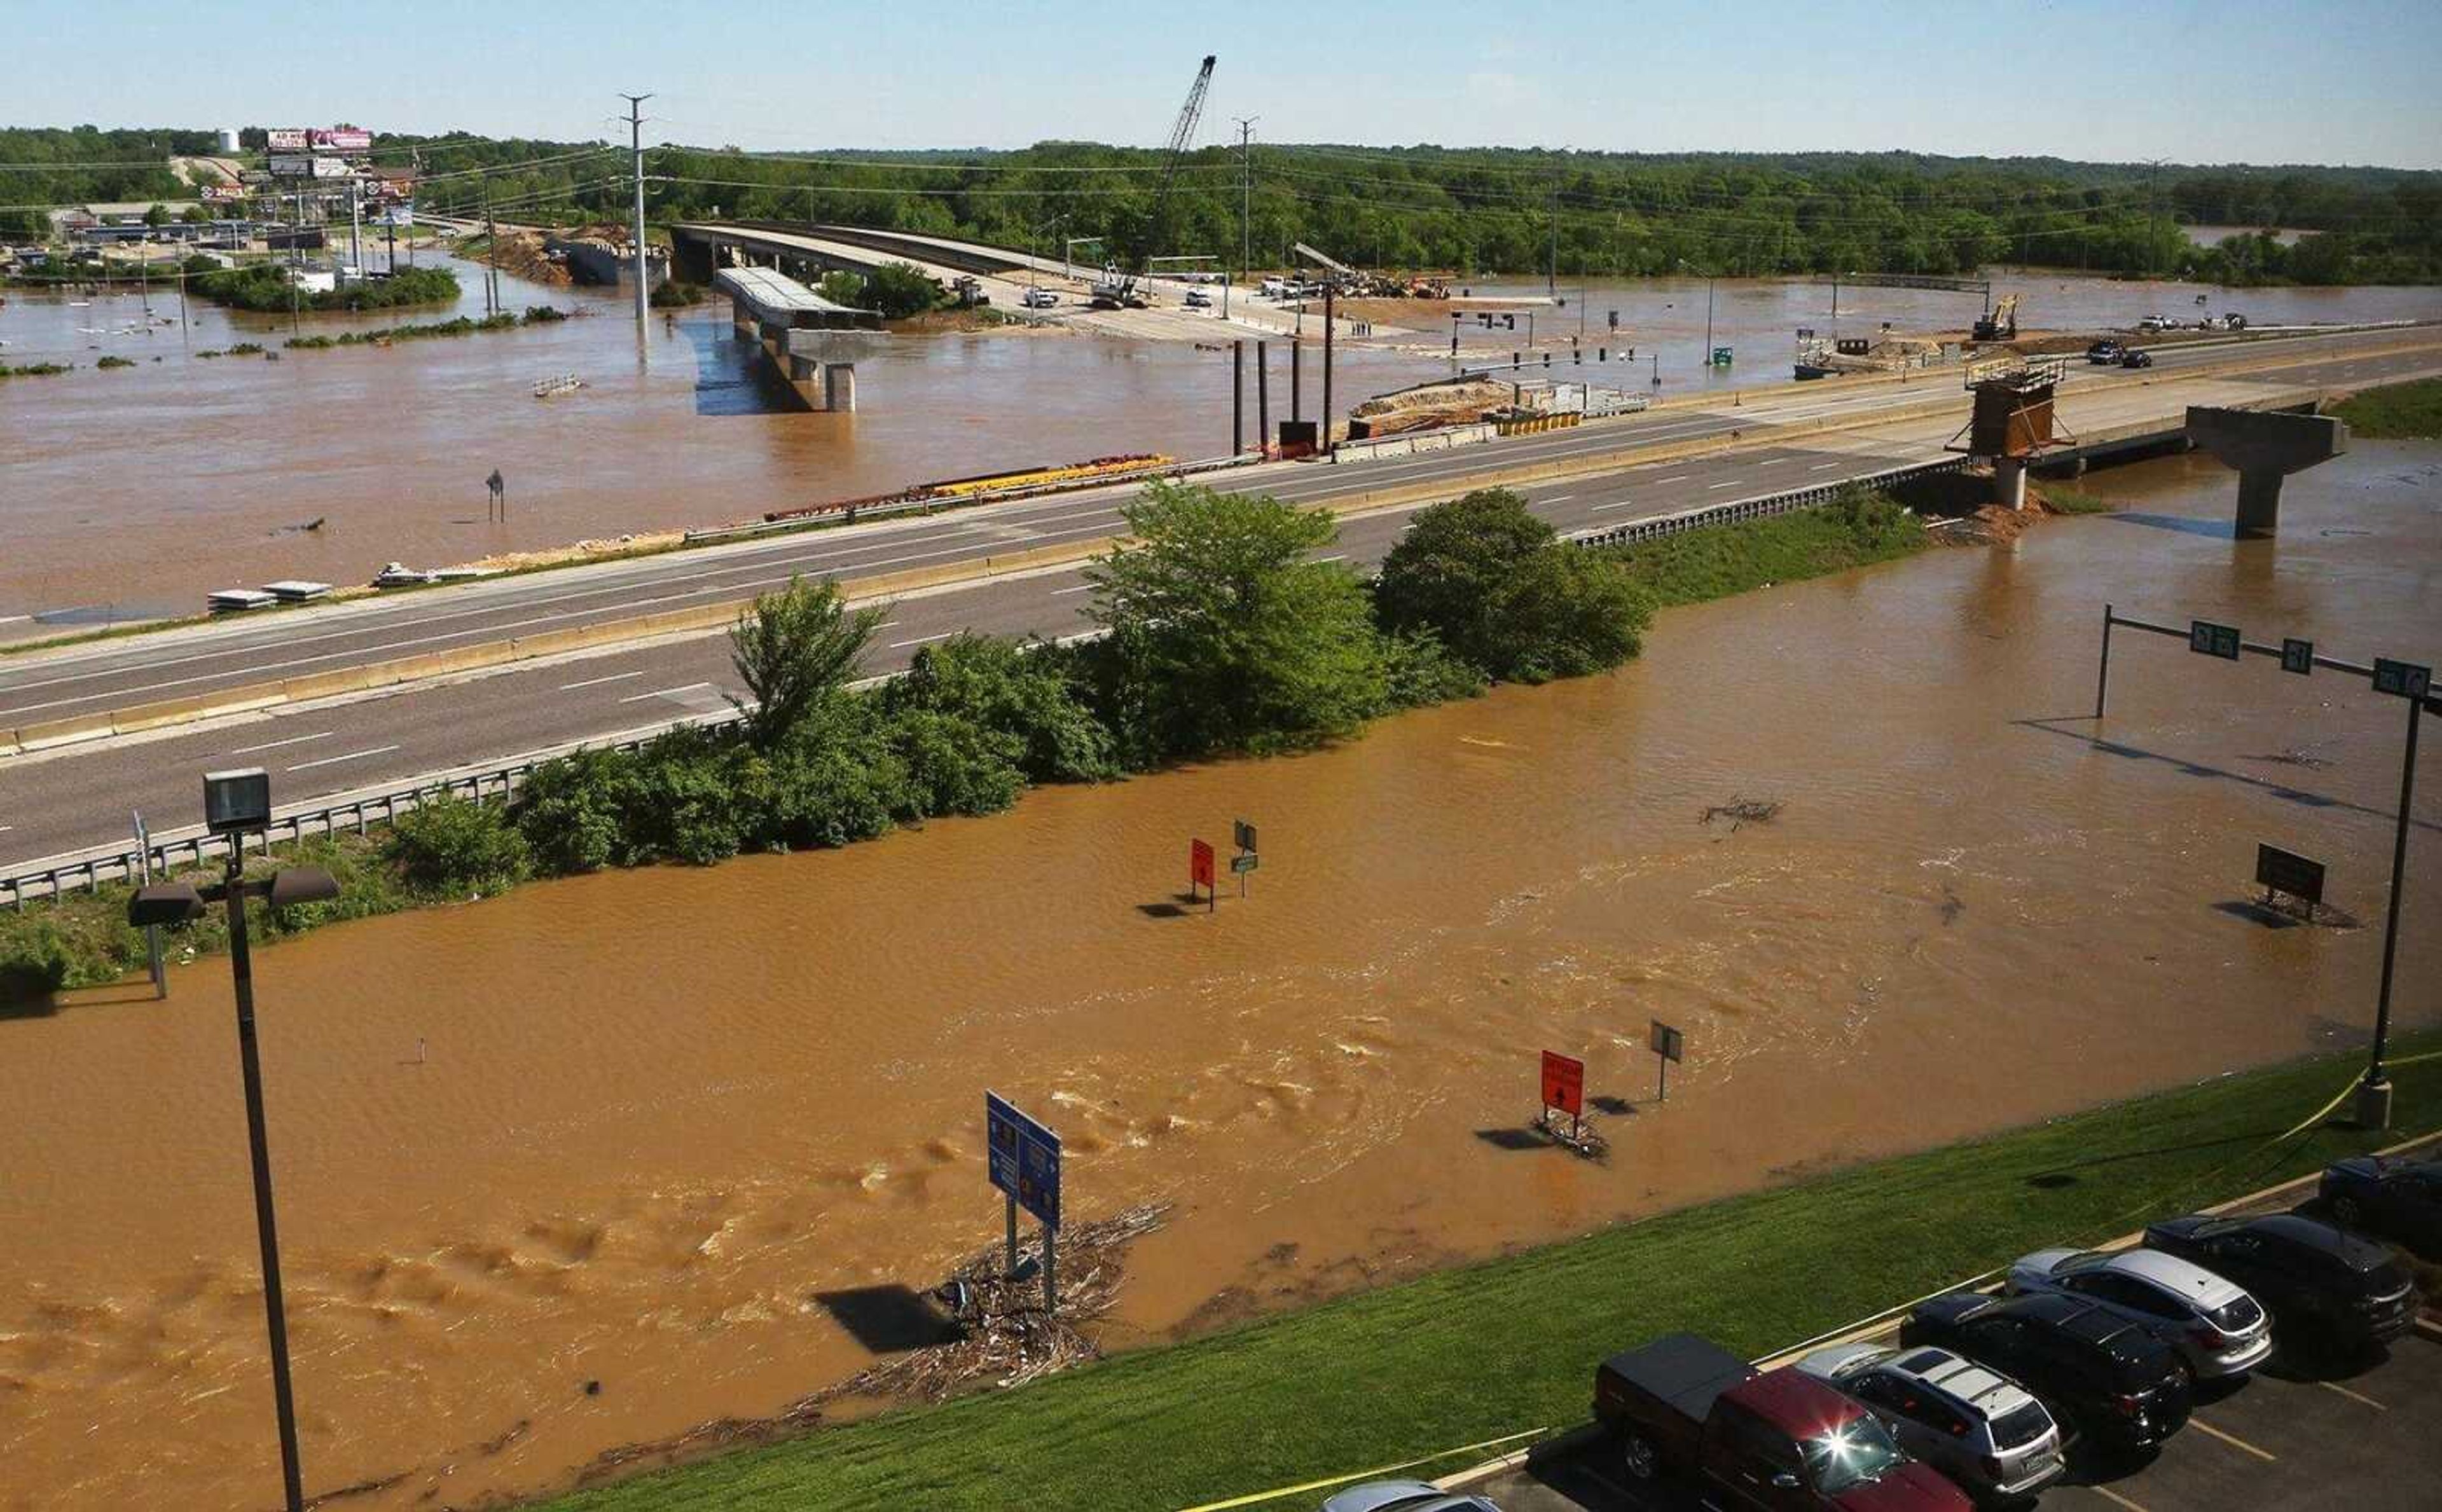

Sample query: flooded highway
[4,258,2435,624]
[1,439,2434,1511]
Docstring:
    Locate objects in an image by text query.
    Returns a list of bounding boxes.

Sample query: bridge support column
[824,363,857,413]
[2184,406,2350,540]
[1992,458,2028,511]
[782,351,825,411]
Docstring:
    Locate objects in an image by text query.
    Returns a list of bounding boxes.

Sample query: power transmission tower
[1234,116,1257,278]
[622,93,654,332]
[1548,172,1560,301]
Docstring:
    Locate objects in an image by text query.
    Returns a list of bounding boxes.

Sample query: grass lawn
[534,1031,2441,1511]
[2328,377,2442,439]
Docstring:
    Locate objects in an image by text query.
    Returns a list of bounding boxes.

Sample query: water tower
[217,127,241,154]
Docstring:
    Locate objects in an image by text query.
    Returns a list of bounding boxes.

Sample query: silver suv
[2006,1247,2272,1379]
[1796,1343,2065,1506]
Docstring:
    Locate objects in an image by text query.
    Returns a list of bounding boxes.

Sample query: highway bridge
[3,325,2436,881]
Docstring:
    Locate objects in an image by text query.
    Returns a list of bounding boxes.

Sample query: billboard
[266,128,308,151]
[200,184,247,203]
[312,128,373,153]
[379,201,415,228]
[268,153,318,177]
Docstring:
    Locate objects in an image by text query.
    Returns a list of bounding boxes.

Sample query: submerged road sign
[1234,819,1258,854]
[2373,658,2432,701]
[2255,843,2326,907]
[1649,1020,1685,1101]
[2190,619,2242,661]
[2281,638,2315,675]
[986,1092,1061,1230]
[1540,1050,1585,1119]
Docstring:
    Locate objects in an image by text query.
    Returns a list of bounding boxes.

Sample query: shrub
[515,746,640,874]
[888,710,1028,819]
[385,794,531,897]
[1375,488,1649,683]
[95,355,135,369]
[736,711,909,849]
[0,917,73,1000]
[649,280,705,309]
[1379,626,1489,709]
[731,576,890,749]
[883,633,1117,783]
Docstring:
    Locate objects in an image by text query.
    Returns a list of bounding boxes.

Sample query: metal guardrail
[1566,457,1969,549]
[0,713,745,910]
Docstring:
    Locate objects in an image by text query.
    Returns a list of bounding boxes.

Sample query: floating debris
[1700,797,1784,829]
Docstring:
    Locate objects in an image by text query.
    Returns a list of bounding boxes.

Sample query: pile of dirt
[1349,376,1514,436]
[466,228,571,287]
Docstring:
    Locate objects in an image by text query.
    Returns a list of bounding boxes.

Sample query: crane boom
[1094,54,1218,307]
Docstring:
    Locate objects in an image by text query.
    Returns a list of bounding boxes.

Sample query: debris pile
[1348,376,1515,437]
[1700,797,1783,829]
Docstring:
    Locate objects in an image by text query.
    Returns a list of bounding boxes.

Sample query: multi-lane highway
[3,325,2436,872]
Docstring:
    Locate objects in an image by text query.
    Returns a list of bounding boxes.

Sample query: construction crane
[1292,241,1356,284]
[1094,55,1215,308]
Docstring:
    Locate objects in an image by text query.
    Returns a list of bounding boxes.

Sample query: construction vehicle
[1971,293,2020,342]
[1100,55,1215,308]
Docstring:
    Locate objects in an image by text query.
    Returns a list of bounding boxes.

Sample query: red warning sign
[1540,1050,1585,1118]
[1190,838,1216,891]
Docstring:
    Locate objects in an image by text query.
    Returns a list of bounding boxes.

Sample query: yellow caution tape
[1175,1427,1549,1512]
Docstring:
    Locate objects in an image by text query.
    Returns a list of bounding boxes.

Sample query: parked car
[1185,287,1212,308]
[1794,1344,2067,1506]
[2320,1156,2442,1258]
[1901,1291,2191,1455]
[1022,287,1060,310]
[2120,349,2154,368]
[1320,1481,1497,1512]
[2137,314,2177,333]
[1594,1333,1971,1509]
[1260,277,1288,298]
[2005,1249,2272,1380]
[2142,1212,2416,1354]
[2086,340,2125,363]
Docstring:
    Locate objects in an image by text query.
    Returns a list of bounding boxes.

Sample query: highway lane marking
[1540,493,1576,504]
[1589,498,1636,511]
[287,745,399,773]
[1810,461,1841,470]
[1755,458,1786,467]
[228,731,333,756]
[2084,1484,2152,1511]
[1048,584,1094,596]
[1706,480,1740,490]
[888,631,958,649]
[2186,1415,2277,1461]
[558,670,647,691]
[2317,1379,2384,1410]
[617,681,715,704]
[1315,554,1348,563]
[1657,474,1690,483]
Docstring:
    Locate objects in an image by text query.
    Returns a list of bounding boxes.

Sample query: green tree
[1375,489,1649,682]
[142,203,170,228]
[860,260,946,318]
[729,575,890,749]
[1086,481,1389,757]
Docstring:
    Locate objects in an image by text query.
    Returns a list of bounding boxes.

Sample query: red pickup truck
[1593,1333,1972,1511]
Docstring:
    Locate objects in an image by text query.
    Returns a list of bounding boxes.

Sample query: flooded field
[4,259,2435,623]
[1,440,2434,1511]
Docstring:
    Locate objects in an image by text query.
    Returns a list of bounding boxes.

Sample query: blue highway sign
[986,1091,1063,1230]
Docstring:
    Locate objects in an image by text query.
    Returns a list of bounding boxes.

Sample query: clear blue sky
[9,0,2438,168]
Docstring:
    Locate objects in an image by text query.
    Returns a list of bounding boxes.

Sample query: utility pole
[1234,116,1256,280]
[623,92,654,333]
[1548,172,1559,303]
[2362,691,2424,1127]
[480,173,498,317]
[2147,157,2165,280]
[347,176,362,281]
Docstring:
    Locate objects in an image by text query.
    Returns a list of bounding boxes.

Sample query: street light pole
[225,848,307,1512]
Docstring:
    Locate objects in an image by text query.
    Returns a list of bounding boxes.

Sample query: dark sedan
[2120,349,2154,368]
[2143,1212,2416,1354]
[2321,1157,2442,1259]
[1901,1291,2191,1456]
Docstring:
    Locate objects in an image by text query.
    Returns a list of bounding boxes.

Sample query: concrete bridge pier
[1992,458,2029,510]
[2185,406,2349,539]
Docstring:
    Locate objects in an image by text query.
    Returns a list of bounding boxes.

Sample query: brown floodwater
[5,258,2436,625]
[1,443,2437,1511]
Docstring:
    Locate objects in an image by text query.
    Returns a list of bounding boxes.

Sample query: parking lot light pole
[2361,692,2422,1129]
[128,769,338,1512]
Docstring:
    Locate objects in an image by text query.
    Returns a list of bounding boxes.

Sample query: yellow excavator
[1971,293,2020,342]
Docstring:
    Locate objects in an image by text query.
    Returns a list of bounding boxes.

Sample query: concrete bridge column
[1992,458,2029,511]
[783,350,825,411]
[2184,406,2350,540]
[824,363,857,413]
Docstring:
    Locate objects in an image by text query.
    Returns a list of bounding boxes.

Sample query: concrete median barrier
[13,712,125,751]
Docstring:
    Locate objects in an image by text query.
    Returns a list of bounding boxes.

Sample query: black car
[2321,1157,2442,1259]
[2086,340,2124,364]
[2120,349,2153,369]
[1901,1291,2191,1455]
[2142,1213,2415,1353]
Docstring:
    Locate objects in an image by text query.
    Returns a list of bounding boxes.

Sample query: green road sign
[2281,638,2315,675]
[2373,658,2432,701]
[1230,853,1259,874]
[2189,619,2242,660]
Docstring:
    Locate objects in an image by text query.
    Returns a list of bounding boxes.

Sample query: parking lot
[1470,1328,2441,1512]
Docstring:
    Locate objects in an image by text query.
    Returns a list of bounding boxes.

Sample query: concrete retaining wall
[1333,423,1498,464]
